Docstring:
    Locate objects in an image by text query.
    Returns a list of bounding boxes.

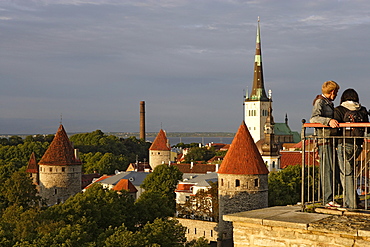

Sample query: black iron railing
[301,121,370,210]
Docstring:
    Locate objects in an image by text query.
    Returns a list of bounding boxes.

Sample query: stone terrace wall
[176,218,218,243]
[224,206,370,247]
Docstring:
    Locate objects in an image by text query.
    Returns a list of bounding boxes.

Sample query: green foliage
[0,170,40,210]
[185,237,209,247]
[141,164,183,197]
[44,183,136,231]
[184,147,216,163]
[104,219,187,247]
[138,165,183,223]
[70,130,150,173]
[135,191,174,225]
[268,164,319,206]
[0,140,49,169]
[81,152,129,174]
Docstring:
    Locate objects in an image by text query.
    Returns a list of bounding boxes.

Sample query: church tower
[217,121,269,246]
[244,18,271,142]
[149,129,171,170]
[38,125,82,205]
[261,104,280,171]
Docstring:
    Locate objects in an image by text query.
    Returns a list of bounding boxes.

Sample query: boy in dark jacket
[334,88,368,209]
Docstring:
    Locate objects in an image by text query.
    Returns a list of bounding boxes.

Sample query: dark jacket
[333,101,369,145]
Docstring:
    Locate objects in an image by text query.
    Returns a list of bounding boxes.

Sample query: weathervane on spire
[60,114,63,125]
[258,16,260,22]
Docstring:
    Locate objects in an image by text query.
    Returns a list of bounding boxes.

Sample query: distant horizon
[2,1,369,135]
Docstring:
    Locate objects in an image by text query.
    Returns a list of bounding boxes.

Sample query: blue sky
[1,0,370,134]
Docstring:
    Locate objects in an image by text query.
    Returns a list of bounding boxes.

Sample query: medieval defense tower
[38,125,82,205]
[244,18,271,142]
[149,129,171,170]
[217,121,269,246]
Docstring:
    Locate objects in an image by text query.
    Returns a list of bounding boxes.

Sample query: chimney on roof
[140,101,146,140]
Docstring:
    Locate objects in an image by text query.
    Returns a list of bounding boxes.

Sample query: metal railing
[301,121,370,210]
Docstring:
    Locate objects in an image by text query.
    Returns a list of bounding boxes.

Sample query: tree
[141,164,183,197]
[268,164,319,206]
[184,147,215,163]
[135,191,174,225]
[185,237,209,247]
[44,183,136,232]
[1,170,40,209]
[140,218,186,247]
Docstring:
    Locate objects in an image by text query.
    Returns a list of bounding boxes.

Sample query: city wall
[224,206,370,247]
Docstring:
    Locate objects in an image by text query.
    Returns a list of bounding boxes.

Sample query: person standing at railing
[310,80,340,207]
[333,88,368,209]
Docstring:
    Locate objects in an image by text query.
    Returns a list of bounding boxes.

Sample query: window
[235,179,240,187]
[221,179,224,186]
[255,178,259,187]
[195,228,197,234]
[54,189,57,195]
[62,167,65,172]
[211,230,213,237]
[49,168,52,172]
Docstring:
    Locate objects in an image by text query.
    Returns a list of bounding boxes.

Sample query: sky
[1,0,370,135]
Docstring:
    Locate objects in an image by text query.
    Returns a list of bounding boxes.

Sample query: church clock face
[264,125,273,134]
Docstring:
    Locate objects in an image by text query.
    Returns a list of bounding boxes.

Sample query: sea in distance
[146,136,234,145]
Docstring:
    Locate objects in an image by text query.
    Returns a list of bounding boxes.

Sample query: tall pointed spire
[249,17,268,101]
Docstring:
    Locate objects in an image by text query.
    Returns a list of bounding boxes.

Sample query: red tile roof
[83,175,112,190]
[175,183,193,193]
[149,129,170,151]
[39,125,82,166]
[26,152,38,173]
[112,179,138,193]
[218,121,269,175]
[280,151,319,169]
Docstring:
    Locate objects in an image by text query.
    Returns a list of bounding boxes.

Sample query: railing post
[301,119,306,211]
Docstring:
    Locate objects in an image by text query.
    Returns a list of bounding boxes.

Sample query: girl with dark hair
[334,88,368,209]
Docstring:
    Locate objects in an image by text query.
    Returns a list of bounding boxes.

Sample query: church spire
[249,17,268,101]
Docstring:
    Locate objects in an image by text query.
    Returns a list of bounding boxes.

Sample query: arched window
[235,179,240,187]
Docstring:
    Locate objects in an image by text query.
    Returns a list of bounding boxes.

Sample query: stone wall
[224,206,370,247]
[218,173,268,242]
[176,218,218,243]
[39,164,81,205]
[149,150,170,170]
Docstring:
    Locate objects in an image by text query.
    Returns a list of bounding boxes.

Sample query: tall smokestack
[140,101,146,140]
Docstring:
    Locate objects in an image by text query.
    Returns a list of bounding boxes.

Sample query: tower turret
[38,124,82,205]
[217,121,269,246]
[149,129,171,170]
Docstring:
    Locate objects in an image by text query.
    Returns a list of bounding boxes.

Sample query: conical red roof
[26,152,38,173]
[218,121,269,175]
[39,125,81,166]
[149,129,170,151]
